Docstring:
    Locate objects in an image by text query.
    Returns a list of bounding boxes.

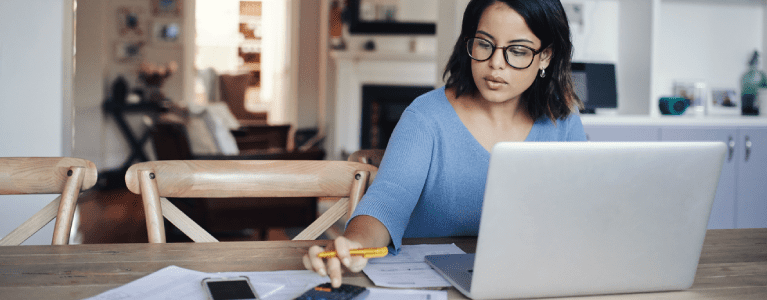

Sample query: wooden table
[0,229,765,299]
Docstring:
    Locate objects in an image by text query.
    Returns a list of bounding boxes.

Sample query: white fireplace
[330,50,437,159]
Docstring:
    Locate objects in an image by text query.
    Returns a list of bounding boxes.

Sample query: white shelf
[582,115,767,127]
[330,50,436,62]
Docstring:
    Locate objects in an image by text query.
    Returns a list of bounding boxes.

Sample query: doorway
[195,0,295,125]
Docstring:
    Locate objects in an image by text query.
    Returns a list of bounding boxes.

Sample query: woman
[304,0,586,287]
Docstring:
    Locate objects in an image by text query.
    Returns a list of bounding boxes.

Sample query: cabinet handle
[728,136,735,162]
[745,135,751,162]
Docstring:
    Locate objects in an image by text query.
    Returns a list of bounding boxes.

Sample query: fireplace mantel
[330,50,437,159]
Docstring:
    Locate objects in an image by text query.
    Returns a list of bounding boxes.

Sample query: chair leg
[138,170,166,243]
[52,166,85,245]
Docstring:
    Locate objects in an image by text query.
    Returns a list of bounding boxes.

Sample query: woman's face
[470,2,551,104]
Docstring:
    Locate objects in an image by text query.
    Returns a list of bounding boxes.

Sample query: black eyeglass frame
[465,37,545,70]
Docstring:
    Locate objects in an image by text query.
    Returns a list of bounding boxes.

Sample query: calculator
[294,282,369,300]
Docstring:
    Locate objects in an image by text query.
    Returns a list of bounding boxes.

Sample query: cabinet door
[736,128,767,228]
[583,126,660,141]
[661,127,738,229]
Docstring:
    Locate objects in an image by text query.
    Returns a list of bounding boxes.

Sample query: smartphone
[201,276,260,300]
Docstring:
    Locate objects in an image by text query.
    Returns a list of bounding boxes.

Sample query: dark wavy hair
[443,0,582,122]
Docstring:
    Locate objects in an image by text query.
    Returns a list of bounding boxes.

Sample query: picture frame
[117,6,147,38]
[708,89,741,115]
[673,81,707,115]
[114,41,145,62]
[151,21,181,46]
[152,0,182,18]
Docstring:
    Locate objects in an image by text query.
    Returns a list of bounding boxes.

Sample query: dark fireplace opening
[361,85,433,149]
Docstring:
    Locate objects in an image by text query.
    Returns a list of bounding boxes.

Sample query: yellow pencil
[317,247,388,258]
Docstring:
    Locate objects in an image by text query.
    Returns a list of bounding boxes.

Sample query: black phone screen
[206,280,258,300]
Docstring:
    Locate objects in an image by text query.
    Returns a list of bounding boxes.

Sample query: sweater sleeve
[565,114,588,141]
[347,109,434,253]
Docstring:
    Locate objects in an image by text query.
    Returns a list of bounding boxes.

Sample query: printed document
[363,243,466,288]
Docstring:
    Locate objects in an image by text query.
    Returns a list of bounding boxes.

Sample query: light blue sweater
[348,86,587,253]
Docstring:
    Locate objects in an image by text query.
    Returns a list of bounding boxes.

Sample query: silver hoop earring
[539,68,546,78]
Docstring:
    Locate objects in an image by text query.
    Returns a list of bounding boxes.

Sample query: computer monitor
[571,62,617,114]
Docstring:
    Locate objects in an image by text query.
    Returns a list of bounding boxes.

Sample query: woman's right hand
[303,236,369,288]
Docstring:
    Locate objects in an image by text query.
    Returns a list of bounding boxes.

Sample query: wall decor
[114,41,145,62]
[152,0,182,17]
[117,6,147,38]
[152,22,181,46]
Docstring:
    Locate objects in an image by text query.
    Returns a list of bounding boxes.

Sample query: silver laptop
[425,142,726,299]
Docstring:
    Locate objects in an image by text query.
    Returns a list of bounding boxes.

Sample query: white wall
[655,1,763,103]
[0,0,68,245]
[73,0,107,169]
[297,0,321,130]
[564,0,619,64]
[73,0,195,171]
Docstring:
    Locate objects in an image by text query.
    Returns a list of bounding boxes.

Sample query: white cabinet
[583,117,767,229]
[660,127,739,229]
[661,127,767,229]
[736,128,767,228]
[584,125,660,142]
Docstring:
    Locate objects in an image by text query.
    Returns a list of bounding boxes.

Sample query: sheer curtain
[260,0,292,124]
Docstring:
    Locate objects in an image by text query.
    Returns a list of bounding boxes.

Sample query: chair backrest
[348,149,384,168]
[124,160,377,243]
[0,157,98,246]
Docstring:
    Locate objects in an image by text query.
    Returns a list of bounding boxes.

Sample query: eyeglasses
[465,37,543,69]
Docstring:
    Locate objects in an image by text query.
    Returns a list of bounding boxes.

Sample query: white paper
[368,287,448,300]
[87,258,460,300]
[84,266,330,300]
[83,265,210,300]
[363,244,466,288]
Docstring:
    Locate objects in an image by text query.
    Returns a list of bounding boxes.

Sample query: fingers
[333,237,353,268]
[305,245,328,277]
[333,237,369,273]
[303,237,372,288]
[346,256,368,273]
[326,255,343,288]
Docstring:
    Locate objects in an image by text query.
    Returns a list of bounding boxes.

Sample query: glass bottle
[740,50,767,115]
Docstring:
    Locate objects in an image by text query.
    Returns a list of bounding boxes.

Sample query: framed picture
[673,81,707,115]
[114,41,145,62]
[708,89,741,115]
[117,6,147,38]
[152,0,182,17]
[151,22,181,46]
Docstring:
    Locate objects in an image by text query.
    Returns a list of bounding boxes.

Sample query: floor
[75,187,336,244]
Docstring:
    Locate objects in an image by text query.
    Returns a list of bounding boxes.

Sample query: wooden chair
[348,149,384,168]
[0,157,98,245]
[124,160,377,243]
